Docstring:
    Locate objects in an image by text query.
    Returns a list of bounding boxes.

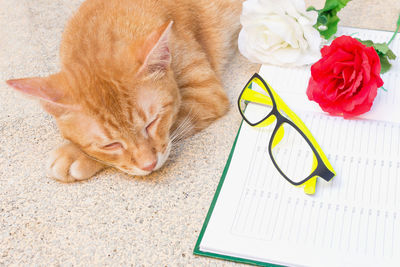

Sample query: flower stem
[381,86,387,92]
[387,14,400,46]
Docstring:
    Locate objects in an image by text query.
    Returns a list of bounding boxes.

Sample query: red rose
[306,35,384,118]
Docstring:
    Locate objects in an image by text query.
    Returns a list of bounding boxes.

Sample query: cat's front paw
[47,143,105,183]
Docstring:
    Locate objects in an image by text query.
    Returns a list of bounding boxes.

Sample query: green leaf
[357,39,373,47]
[372,42,390,54]
[309,0,352,39]
[356,38,397,74]
[386,49,397,60]
[318,14,328,25]
[379,55,391,74]
[357,40,391,55]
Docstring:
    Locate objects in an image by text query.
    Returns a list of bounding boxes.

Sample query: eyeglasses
[238,73,336,194]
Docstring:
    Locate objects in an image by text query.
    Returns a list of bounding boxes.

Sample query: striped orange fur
[6,0,242,182]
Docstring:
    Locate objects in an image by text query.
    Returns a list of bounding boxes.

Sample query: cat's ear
[137,21,173,75]
[6,75,77,116]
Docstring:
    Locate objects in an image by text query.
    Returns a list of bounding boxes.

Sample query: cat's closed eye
[145,116,159,135]
[102,142,124,151]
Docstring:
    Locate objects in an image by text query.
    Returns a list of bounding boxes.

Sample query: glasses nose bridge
[255,113,276,128]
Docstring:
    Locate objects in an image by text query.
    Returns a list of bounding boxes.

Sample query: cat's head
[7,22,181,175]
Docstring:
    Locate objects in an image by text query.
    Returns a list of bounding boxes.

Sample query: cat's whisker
[171,125,189,143]
[170,112,190,141]
[170,108,197,144]
[172,125,194,144]
[174,114,192,135]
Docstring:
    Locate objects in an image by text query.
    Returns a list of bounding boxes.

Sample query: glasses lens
[239,80,273,125]
[270,122,316,184]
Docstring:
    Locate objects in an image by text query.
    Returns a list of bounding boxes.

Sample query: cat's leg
[174,61,230,137]
[47,143,106,183]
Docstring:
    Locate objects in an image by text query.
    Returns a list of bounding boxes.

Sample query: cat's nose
[140,160,157,172]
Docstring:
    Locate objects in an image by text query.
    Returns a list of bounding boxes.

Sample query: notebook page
[200,110,400,267]
[200,27,400,267]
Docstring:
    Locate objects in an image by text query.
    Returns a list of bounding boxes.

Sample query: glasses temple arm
[241,89,273,106]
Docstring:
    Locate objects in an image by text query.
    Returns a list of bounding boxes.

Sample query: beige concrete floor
[1,0,398,265]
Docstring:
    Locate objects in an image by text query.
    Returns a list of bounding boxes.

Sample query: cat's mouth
[153,143,171,171]
[119,166,152,176]
[118,143,172,176]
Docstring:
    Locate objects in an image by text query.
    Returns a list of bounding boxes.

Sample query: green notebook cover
[193,121,283,267]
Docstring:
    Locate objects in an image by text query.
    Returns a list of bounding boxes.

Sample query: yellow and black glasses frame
[238,73,336,194]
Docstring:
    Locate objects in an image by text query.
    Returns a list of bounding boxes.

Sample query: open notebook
[194,27,400,266]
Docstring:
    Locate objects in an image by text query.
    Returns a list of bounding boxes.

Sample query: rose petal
[346,71,363,97]
[343,80,374,111]
[341,67,355,85]
[360,51,371,83]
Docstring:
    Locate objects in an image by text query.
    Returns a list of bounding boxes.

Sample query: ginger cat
[7,0,242,182]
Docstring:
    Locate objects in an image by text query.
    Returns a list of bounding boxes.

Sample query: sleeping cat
[6,0,242,182]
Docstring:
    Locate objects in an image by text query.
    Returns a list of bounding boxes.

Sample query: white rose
[238,0,322,66]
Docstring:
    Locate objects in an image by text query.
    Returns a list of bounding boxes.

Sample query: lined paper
[200,27,400,267]
[230,112,400,247]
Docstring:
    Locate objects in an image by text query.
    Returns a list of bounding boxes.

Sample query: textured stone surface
[306,0,400,31]
[0,0,398,265]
